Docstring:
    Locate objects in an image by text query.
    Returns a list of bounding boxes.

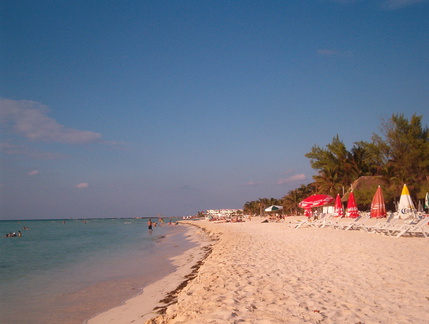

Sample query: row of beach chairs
[288,212,429,238]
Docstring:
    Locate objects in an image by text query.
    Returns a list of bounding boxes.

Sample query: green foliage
[377,114,429,183]
[281,184,315,215]
[243,197,281,215]
[304,113,428,201]
[416,180,429,199]
[243,113,428,215]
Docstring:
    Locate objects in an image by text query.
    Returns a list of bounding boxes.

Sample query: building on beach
[206,209,243,220]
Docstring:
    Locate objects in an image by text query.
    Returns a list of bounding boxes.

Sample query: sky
[1,0,428,220]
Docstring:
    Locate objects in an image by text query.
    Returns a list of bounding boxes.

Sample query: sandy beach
[89,217,429,324]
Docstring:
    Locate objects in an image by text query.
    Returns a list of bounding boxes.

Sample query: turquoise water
[0,218,193,324]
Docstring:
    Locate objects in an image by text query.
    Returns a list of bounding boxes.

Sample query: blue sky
[1,0,428,219]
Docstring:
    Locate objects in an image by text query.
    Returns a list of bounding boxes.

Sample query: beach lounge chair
[348,213,372,230]
[290,213,328,229]
[319,214,340,228]
[288,218,310,229]
[333,215,361,230]
[336,213,371,231]
[406,218,429,238]
[362,213,398,233]
[388,217,429,238]
[290,217,315,229]
[381,218,419,236]
[310,213,331,228]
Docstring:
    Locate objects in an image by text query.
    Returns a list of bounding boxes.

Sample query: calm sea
[0,218,195,324]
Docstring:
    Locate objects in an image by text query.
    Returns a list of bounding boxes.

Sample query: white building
[206,209,242,219]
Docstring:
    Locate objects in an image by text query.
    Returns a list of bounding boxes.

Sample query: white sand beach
[89,217,429,324]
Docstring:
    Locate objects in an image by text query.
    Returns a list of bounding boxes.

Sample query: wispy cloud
[0,141,68,159]
[317,49,353,57]
[381,0,425,10]
[317,49,341,56]
[0,98,102,144]
[75,182,89,189]
[243,181,259,186]
[276,173,306,185]
[27,170,39,176]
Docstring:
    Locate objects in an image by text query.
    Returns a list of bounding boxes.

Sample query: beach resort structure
[205,209,242,220]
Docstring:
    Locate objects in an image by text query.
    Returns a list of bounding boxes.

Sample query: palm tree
[313,167,343,195]
[282,189,302,215]
[281,184,314,215]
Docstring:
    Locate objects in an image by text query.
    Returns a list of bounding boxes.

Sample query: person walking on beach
[148,219,153,231]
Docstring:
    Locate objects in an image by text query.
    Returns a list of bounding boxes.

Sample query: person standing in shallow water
[147,219,153,231]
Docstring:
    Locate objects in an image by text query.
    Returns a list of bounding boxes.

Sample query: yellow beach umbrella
[397,184,416,218]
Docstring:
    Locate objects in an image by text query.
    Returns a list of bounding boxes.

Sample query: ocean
[0,218,195,324]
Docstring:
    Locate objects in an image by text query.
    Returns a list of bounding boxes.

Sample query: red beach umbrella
[304,208,312,217]
[299,194,334,209]
[370,186,387,218]
[346,191,359,218]
[334,194,344,217]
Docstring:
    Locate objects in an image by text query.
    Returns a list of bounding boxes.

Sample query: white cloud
[276,173,306,185]
[28,170,39,176]
[0,98,102,143]
[75,182,89,189]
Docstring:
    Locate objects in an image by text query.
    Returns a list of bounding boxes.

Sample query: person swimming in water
[147,219,153,231]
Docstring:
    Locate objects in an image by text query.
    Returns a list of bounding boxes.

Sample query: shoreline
[86,221,216,324]
[87,217,429,323]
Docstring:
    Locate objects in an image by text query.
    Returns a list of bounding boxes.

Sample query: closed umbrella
[425,192,429,211]
[346,191,359,218]
[370,186,386,218]
[397,184,415,218]
[334,194,344,217]
[417,200,423,213]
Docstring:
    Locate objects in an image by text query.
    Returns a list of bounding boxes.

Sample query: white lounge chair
[290,213,328,229]
[320,214,347,228]
[288,218,312,229]
[313,213,335,228]
[336,213,371,230]
[388,217,429,238]
[334,215,361,230]
[382,218,420,236]
[363,213,398,233]
[406,218,429,238]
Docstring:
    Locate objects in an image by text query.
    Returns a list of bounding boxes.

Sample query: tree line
[243,113,429,215]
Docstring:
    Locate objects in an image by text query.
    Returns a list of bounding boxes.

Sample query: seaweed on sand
[152,244,213,315]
